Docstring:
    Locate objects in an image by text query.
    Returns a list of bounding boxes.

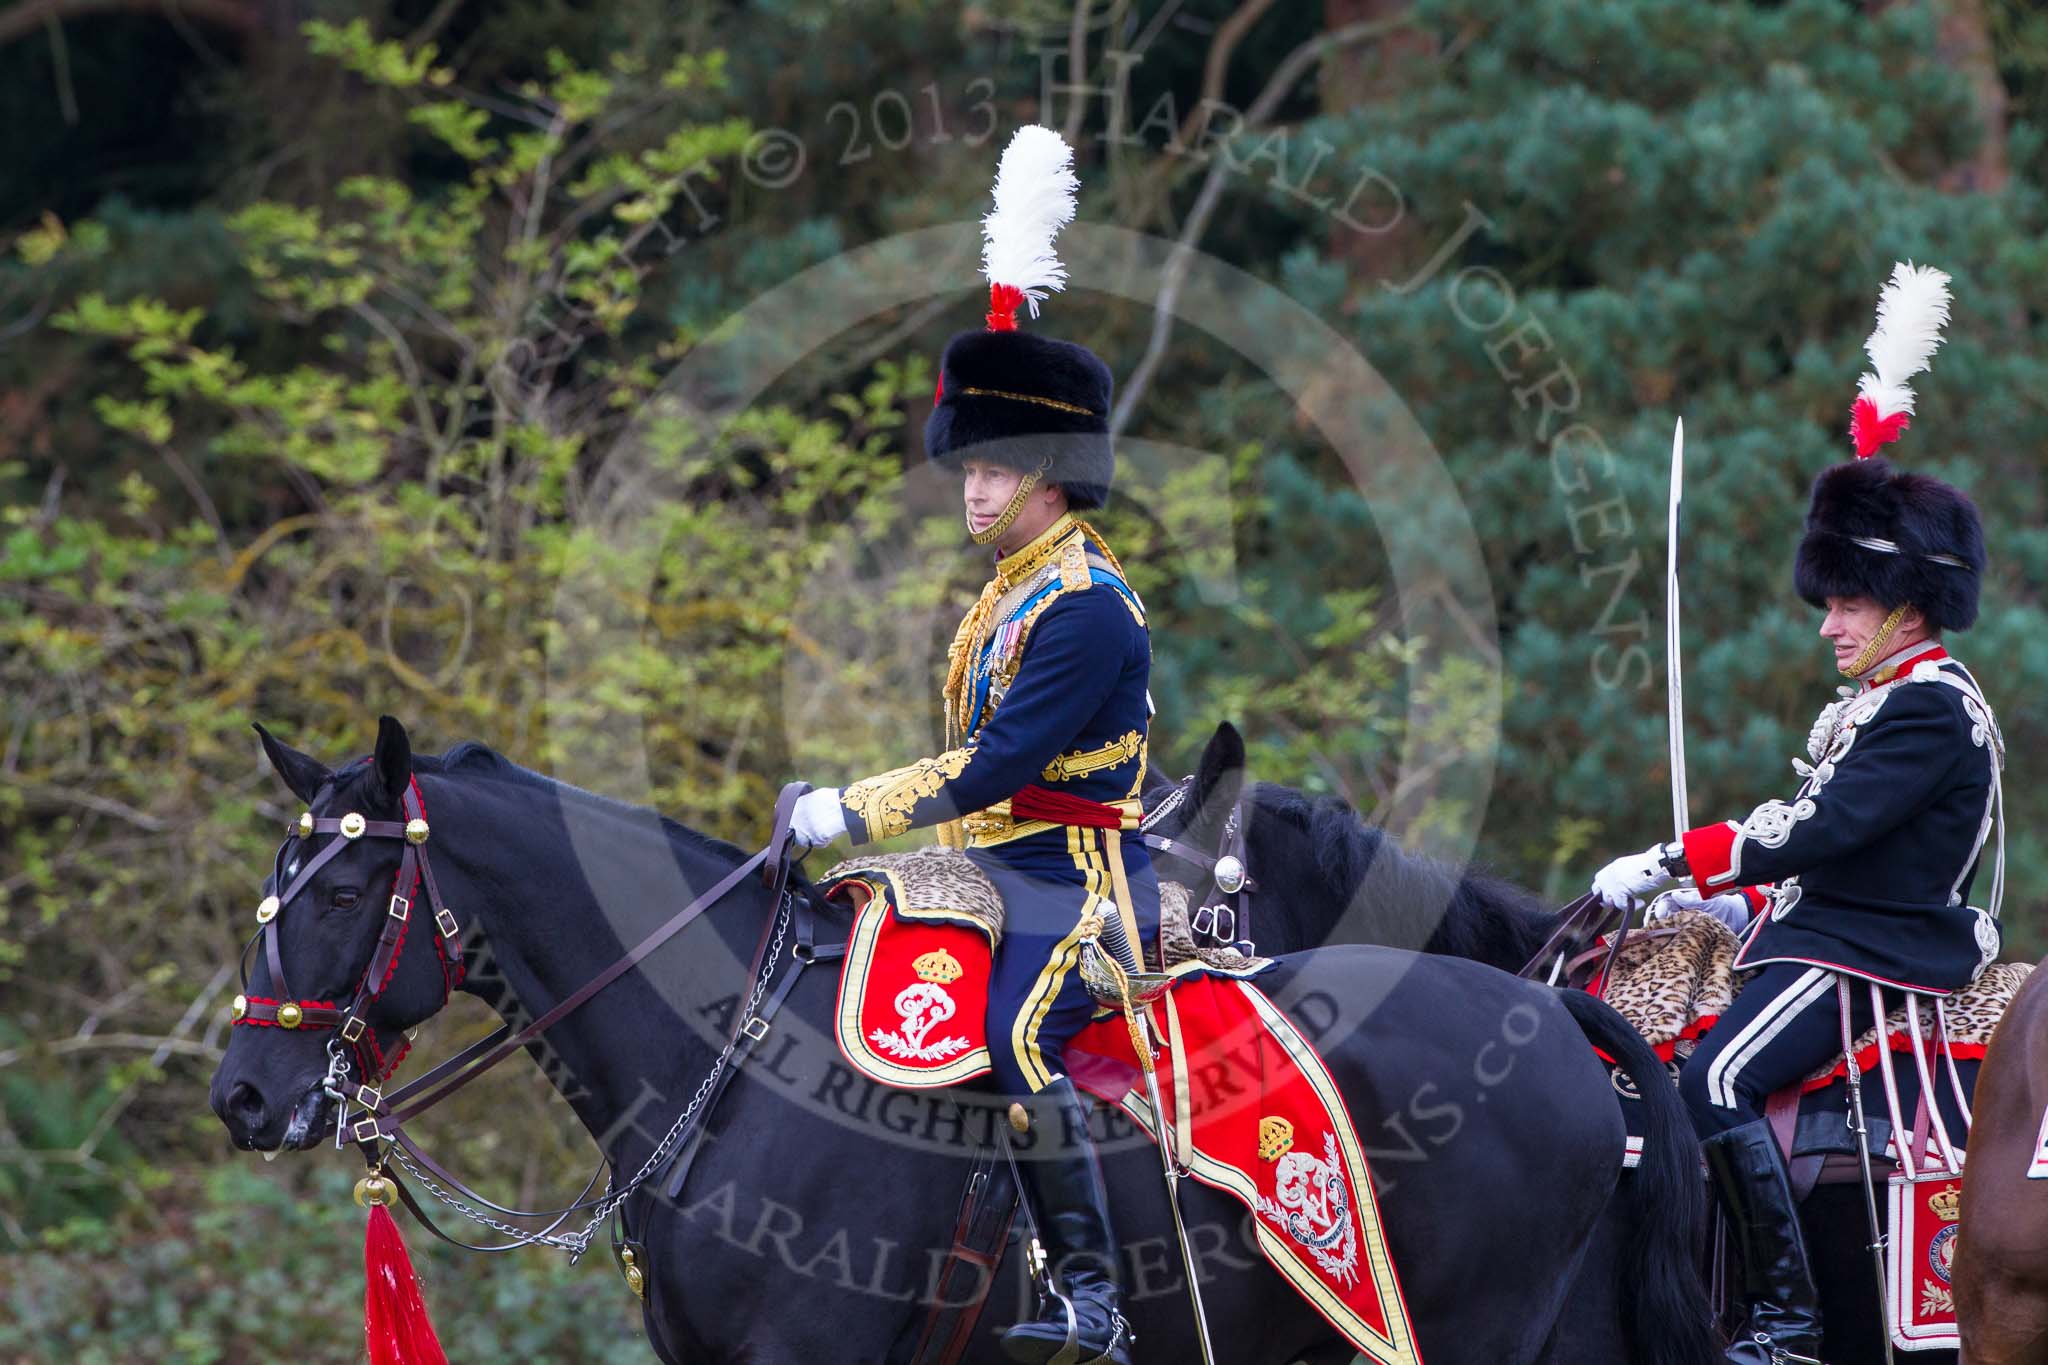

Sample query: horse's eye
[330,887,361,910]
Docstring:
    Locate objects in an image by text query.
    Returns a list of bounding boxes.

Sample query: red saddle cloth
[828,871,997,1089]
[1067,975,1419,1365]
[825,872,1420,1365]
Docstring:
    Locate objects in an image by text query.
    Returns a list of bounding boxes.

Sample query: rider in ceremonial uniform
[789,127,1146,1365]
[1591,265,2002,1365]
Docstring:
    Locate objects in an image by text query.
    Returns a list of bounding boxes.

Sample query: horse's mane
[1249,781,1555,968]
[417,740,751,865]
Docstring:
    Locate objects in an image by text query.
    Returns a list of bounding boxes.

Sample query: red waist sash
[1008,784,1125,829]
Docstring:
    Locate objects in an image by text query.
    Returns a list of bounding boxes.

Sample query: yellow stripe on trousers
[1008,826,1100,1092]
[1009,827,1147,1091]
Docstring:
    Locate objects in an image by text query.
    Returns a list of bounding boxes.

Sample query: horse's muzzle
[212,1074,332,1152]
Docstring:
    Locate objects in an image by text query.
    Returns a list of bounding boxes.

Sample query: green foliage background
[1,0,2041,1358]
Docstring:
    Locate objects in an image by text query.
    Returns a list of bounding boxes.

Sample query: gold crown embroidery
[912,948,964,985]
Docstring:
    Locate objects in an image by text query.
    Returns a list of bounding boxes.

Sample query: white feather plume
[1856,261,1952,420]
[981,125,1079,319]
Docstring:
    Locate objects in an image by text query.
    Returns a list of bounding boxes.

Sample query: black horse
[1144,720,1960,1365]
[209,717,1722,1364]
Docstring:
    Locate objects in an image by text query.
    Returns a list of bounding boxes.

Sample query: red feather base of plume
[985,282,1023,331]
[1850,396,1911,458]
[365,1202,448,1365]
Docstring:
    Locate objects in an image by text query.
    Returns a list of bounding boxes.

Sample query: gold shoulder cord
[1073,519,1128,582]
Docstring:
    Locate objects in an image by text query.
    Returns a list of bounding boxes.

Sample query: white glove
[1590,843,1676,910]
[790,787,848,849]
[1647,887,1752,931]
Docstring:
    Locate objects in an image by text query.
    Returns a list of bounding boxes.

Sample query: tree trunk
[1870,0,2009,193]
[1320,0,1436,286]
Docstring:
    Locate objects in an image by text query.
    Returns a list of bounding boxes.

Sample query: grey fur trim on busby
[1793,458,1986,631]
[925,328,1116,509]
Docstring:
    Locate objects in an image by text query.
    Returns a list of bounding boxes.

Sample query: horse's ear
[368,715,412,809]
[253,722,333,804]
[1194,721,1247,818]
[1140,761,1179,811]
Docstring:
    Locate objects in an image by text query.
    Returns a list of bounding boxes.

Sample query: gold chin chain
[1841,603,1911,680]
[966,457,1054,545]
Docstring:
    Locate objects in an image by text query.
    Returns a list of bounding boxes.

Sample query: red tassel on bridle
[364,1196,448,1365]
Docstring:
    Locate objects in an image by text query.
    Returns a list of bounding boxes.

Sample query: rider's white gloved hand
[790,787,848,849]
[1647,887,1752,931]
[1590,843,1676,910]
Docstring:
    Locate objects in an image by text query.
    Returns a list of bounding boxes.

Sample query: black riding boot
[1001,1078,1134,1365]
[1704,1120,1825,1365]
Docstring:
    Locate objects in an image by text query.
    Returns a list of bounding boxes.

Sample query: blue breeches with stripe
[968,825,1160,1099]
[1677,961,1900,1136]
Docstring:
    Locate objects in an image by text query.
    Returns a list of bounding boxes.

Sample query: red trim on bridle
[235,775,465,1085]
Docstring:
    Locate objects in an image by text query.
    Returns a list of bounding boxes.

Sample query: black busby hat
[1792,263,1986,631]
[924,125,1116,510]
[1795,458,1986,630]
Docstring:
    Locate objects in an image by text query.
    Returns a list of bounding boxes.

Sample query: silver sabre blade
[1666,416,1690,843]
[1079,930,1217,1365]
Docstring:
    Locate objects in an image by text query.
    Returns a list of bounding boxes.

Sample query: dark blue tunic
[1682,645,2004,994]
[836,514,1157,1095]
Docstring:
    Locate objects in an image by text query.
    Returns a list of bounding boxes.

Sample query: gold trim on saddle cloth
[1115,981,1420,1365]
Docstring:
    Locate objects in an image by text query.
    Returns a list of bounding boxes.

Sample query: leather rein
[233,775,812,1260]
[1139,774,1258,954]
[1514,891,1632,988]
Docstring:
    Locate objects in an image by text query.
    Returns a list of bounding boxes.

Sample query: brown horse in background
[1957,955,2048,1363]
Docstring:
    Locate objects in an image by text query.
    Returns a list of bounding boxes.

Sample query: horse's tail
[1556,987,1720,1365]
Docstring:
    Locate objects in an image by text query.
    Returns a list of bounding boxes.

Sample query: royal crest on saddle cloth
[871,949,974,1064]
[1887,1174,1965,1349]
[827,867,994,1089]
[1254,1117,1361,1287]
[1069,975,1419,1365]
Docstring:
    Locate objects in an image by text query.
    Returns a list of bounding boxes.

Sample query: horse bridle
[232,773,811,1260]
[1140,774,1258,955]
[233,773,463,1098]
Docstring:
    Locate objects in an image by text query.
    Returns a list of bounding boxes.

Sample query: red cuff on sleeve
[1740,885,1770,913]
[1681,821,1740,888]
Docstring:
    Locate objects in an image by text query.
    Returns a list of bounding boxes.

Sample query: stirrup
[1007,1285,1133,1365]
[1752,1333,1822,1365]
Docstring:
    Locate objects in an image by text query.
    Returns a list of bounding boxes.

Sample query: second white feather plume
[1857,261,1953,420]
[981,125,1079,319]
